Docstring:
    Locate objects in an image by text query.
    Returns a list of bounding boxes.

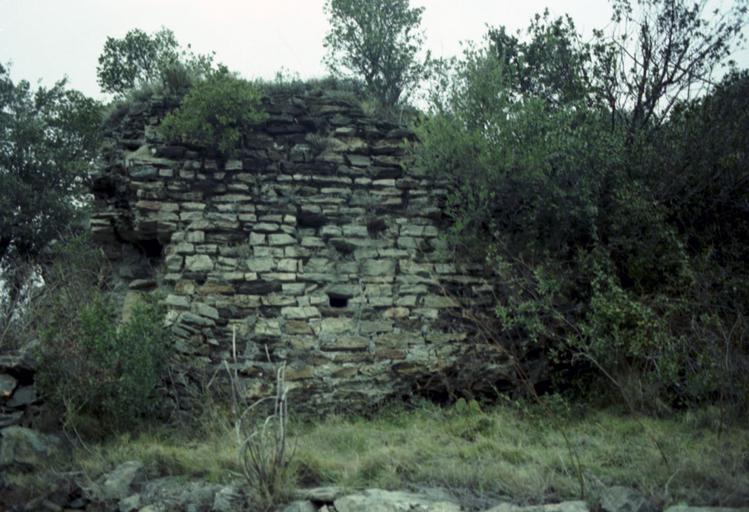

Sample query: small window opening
[329,295,348,308]
[136,238,164,259]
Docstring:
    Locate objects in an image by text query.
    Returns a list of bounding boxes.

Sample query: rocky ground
[2,426,748,512]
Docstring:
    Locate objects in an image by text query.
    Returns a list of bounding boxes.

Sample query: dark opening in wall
[366,217,388,238]
[135,238,164,260]
[329,295,348,308]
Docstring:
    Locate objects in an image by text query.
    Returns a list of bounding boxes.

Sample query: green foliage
[415,3,749,416]
[97,27,214,97]
[418,45,617,260]
[580,270,679,386]
[260,71,367,103]
[97,28,177,95]
[238,366,295,511]
[159,69,266,158]
[34,238,170,433]
[0,65,102,335]
[651,70,749,267]
[38,296,169,432]
[486,10,592,107]
[0,64,102,266]
[323,0,430,111]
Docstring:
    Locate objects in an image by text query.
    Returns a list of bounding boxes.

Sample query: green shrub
[37,294,170,433]
[414,14,749,417]
[159,69,266,158]
[579,270,678,391]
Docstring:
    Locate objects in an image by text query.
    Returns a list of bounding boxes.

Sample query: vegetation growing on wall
[2,0,749,508]
[158,69,267,158]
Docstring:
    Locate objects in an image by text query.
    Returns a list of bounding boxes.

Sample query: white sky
[1,0,747,100]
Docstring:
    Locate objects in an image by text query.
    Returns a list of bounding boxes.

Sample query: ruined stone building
[90,87,514,411]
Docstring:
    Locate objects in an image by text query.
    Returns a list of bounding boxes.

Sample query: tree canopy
[0,64,102,266]
[97,27,214,96]
[0,64,102,336]
[323,0,430,110]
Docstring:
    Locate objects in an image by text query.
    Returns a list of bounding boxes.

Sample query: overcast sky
[2,0,747,100]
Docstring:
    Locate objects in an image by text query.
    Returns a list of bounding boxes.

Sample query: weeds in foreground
[223,327,295,510]
[64,403,749,508]
[237,365,293,510]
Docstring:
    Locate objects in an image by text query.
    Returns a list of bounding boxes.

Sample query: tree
[0,64,102,333]
[486,11,592,108]
[414,2,749,411]
[323,0,430,110]
[97,28,179,95]
[594,0,748,140]
[649,70,749,281]
[97,27,214,96]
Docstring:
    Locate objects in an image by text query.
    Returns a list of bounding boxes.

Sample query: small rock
[664,507,749,512]
[362,259,396,277]
[194,303,220,320]
[212,485,243,512]
[334,489,461,512]
[129,278,157,290]
[281,306,320,320]
[119,493,141,512]
[0,426,60,471]
[0,411,23,428]
[138,505,166,512]
[165,294,191,308]
[0,344,38,372]
[7,385,37,408]
[601,486,656,512]
[96,460,145,501]
[269,233,296,246]
[0,373,17,398]
[67,496,88,509]
[33,498,63,511]
[179,312,215,327]
[320,335,369,352]
[485,502,589,512]
[139,476,221,512]
[185,254,214,272]
[294,486,348,502]
[282,500,317,512]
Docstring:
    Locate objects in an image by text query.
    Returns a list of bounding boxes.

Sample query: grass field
[56,400,749,509]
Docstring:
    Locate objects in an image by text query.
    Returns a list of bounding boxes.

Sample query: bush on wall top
[159,68,267,158]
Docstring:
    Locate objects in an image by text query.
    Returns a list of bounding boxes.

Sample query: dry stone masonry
[91,87,514,411]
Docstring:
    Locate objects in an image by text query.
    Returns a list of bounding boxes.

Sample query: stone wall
[0,348,37,428]
[91,88,514,411]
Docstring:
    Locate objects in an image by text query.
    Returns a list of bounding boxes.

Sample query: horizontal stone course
[91,89,510,412]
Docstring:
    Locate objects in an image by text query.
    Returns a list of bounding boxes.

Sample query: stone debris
[664,507,749,512]
[0,426,60,471]
[600,486,657,512]
[0,346,38,429]
[333,489,462,512]
[91,460,145,502]
[485,502,589,512]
